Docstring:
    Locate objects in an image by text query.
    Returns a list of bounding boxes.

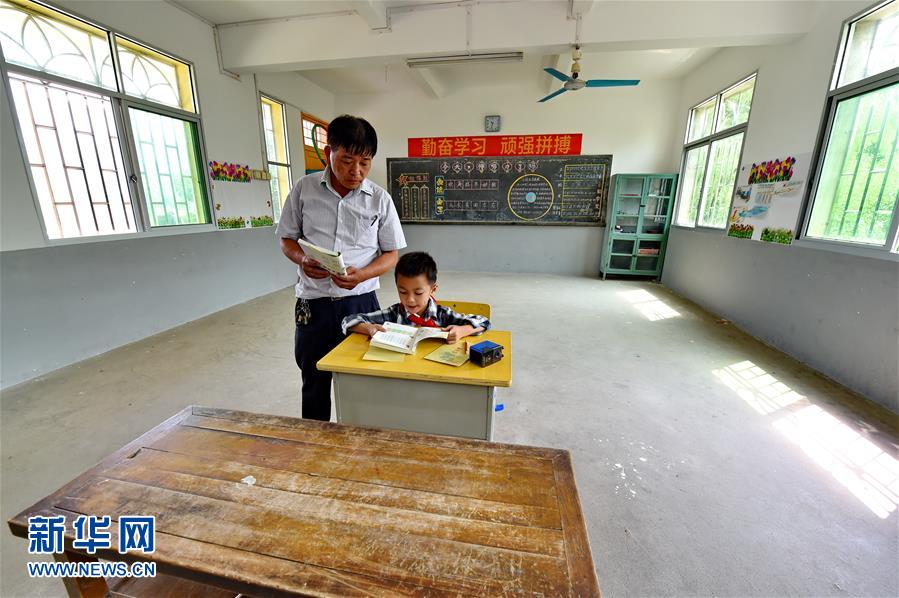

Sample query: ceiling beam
[348,0,390,31]
[541,54,565,94]
[409,67,448,99]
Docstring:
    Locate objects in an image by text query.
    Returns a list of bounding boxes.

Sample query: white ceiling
[298,48,720,95]
[169,1,808,97]
[172,0,456,25]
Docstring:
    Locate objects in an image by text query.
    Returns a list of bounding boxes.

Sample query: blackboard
[386,155,612,226]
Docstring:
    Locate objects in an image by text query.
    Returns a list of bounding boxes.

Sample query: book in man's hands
[298,239,347,276]
[370,322,449,354]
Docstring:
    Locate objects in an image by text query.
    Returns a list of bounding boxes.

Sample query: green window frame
[802,0,899,254]
[675,74,756,230]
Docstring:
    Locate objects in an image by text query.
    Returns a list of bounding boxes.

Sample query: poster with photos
[728,152,811,245]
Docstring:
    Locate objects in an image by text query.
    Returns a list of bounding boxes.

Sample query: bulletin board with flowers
[209,161,251,182]
[727,152,810,245]
[208,159,276,230]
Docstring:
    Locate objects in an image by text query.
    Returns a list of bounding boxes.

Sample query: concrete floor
[2,273,897,597]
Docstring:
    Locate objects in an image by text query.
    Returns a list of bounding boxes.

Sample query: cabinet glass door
[611,238,635,255]
[616,178,643,234]
[647,177,674,197]
[640,198,669,234]
[634,239,661,271]
[639,178,672,235]
[608,255,633,270]
[634,255,660,272]
[619,177,645,197]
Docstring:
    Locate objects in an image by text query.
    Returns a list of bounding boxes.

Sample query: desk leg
[53,551,108,598]
[486,386,496,442]
[333,374,342,423]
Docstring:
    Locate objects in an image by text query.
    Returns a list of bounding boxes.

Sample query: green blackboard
[387,155,612,225]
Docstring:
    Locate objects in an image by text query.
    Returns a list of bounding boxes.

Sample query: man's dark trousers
[294,292,380,421]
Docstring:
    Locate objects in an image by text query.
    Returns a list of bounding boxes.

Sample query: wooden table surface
[317,330,512,387]
[9,406,599,597]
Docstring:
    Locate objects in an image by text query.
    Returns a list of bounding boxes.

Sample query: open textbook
[298,239,347,276]
[370,322,448,354]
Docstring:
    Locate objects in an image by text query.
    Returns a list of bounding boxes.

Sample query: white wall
[662,0,899,411]
[337,79,682,275]
[0,0,335,388]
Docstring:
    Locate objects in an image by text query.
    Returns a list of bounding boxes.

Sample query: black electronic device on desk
[469,341,504,367]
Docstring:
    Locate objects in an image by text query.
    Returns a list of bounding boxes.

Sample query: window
[834,0,899,88]
[0,0,210,240]
[301,112,327,173]
[675,74,756,229]
[116,37,196,112]
[260,95,290,221]
[129,107,208,226]
[805,0,899,251]
[7,72,135,238]
[0,0,115,90]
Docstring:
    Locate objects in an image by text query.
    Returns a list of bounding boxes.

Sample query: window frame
[0,0,215,245]
[685,95,716,143]
[674,72,756,230]
[301,112,328,149]
[301,111,328,172]
[121,98,212,229]
[114,33,199,114]
[798,1,899,259]
[258,92,292,222]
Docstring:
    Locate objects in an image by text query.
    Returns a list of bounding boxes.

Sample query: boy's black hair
[327,115,377,157]
[395,252,437,285]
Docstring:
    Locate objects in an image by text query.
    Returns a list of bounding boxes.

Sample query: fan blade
[538,88,568,103]
[585,79,640,87]
[543,67,573,82]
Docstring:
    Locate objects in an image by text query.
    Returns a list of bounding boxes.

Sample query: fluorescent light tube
[406,52,523,68]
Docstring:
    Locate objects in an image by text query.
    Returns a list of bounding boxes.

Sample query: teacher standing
[276,115,406,420]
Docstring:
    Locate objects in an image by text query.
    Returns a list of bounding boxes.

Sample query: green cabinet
[600,173,678,279]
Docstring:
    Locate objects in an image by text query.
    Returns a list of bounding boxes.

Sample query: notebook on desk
[362,346,406,362]
[424,342,470,367]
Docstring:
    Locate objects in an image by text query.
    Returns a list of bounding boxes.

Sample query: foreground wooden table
[318,330,512,440]
[9,406,600,597]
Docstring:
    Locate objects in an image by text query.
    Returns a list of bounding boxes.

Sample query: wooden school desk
[317,330,512,440]
[8,406,601,597]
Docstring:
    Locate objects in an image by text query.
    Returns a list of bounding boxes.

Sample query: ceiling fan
[539,46,639,102]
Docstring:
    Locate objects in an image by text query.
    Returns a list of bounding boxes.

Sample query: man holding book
[276,115,406,421]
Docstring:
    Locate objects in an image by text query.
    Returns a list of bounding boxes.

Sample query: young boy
[341,252,490,343]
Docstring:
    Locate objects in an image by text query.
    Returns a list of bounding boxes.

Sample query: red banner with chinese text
[408,134,582,158]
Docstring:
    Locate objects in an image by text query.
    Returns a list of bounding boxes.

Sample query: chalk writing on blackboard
[387,155,612,226]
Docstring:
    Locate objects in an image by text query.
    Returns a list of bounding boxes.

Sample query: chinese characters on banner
[408,134,582,158]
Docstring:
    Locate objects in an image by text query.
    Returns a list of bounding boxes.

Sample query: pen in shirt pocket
[370,215,378,227]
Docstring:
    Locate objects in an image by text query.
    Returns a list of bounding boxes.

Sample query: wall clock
[485,115,501,132]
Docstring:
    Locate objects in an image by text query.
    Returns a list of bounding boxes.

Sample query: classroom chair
[441,300,491,318]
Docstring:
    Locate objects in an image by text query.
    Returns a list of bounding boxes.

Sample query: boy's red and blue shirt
[341,299,490,335]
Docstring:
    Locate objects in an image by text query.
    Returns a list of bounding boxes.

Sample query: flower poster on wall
[727,152,810,245]
[209,161,251,182]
